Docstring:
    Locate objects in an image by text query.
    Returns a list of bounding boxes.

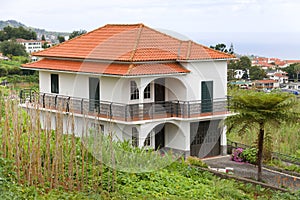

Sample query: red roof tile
[22,59,190,76]
[255,79,278,83]
[33,24,234,61]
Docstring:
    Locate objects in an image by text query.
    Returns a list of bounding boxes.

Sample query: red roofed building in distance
[20,23,235,159]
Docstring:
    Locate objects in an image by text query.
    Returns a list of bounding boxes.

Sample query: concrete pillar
[220,125,227,156]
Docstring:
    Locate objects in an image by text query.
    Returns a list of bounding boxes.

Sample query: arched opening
[143,122,186,153]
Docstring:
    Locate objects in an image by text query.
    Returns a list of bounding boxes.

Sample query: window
[132,127,138,147]
[130,81,139,100]
[51,74,59,93]
[144,83,151,99]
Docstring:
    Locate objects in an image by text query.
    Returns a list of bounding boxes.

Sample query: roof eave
[177,57,236,62]
[20,66,189,78]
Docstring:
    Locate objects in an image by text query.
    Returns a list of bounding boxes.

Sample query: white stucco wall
[39,71,50,93]
[39,71,89,99]
[181,60,228,100]
[39,59,227,103]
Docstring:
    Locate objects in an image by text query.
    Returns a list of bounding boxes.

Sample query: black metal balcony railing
[20,89,229,122]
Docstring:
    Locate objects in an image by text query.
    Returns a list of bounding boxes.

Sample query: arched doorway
[143,122,186,153]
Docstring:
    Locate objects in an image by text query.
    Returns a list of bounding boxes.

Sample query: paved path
[202,155,300,191]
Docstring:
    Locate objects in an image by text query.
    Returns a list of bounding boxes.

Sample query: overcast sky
[1,0,300,59]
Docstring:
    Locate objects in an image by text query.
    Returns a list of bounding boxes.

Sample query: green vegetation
[210,43,234,54]
[225,90,300,181]
[57,35,65,43]
[186,156,208,168]
[283,63,300,82]
[241,148,258,165]
[0,40,27,57]
[0,26,37,41]
[69,30,87,40]
[268,159,300,174]
[227,56,267,80]
[0,57,38,93]
[1,94,299,199]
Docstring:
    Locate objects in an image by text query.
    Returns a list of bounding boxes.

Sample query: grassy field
[227,115,300,157]
[227,87,300,158]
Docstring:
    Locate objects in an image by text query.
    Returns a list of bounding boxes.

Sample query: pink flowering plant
[231,148,244,162]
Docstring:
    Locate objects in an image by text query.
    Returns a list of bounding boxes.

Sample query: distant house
[0,53,9,60]
[285,60,300,66]
[267,70,288,84]
[285,82,300,90]
[229,81,252,89]
[16,38,44,54]
[254,79,279,90]
[234,69,249,79]
[20,23,235,158]
[252,57,288,69]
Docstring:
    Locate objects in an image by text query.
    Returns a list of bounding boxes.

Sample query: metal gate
[190,120,221,158]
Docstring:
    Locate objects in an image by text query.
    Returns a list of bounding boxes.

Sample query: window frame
[143,83,151,99]
[130,81,139,100]
[51,74,59,94]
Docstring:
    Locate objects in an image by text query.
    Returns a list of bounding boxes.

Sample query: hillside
[0,19,69,42]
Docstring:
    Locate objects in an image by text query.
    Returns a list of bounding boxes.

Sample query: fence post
[182,102,185,118]
[177,101,179,117]
[19,90,23,104]
[188,102,190,118]
[170,101,173,117]
[152,102,154,119]
[43,93,45,108]
[66,97,70,112]
[110,103,112,119]
[125,104,128,121]
[29,89,32,103]
[55,95,58,109]
[81,99,83,114]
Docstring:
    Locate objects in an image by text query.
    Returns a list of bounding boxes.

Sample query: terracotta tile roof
[274,73,288,77]
[286,60,300,64]
[33,24,234,61]
[16,38,41,43]
[22,58,190,76]
[255,79,278,83]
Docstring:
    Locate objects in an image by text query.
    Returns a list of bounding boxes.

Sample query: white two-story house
[16,38,44,54]
[20,24,234,158]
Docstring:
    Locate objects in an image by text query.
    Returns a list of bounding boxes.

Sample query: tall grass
[228,122,300,157]
[0,93,176,193]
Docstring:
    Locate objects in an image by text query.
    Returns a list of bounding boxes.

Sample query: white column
[220,125,227,155]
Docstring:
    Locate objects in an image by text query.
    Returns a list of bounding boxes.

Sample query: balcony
[20,90,229,122]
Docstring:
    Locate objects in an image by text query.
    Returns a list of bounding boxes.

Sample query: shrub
[231,148,244,162]
[241,148,257,164]
[186,156,208,168]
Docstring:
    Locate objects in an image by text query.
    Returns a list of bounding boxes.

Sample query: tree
[225,90,300,181]
[238,56,252,70]
[210,43,228,53]
[283,63,299,81]
[293,64,300,82]
[0,40,27,57]
[69,30,87,40]
[0,26,37,41]
[228,43,234,54]
[228,56,251,71]
[249,66,267,80]
[57,36,65,43]
[41,34,46,41]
